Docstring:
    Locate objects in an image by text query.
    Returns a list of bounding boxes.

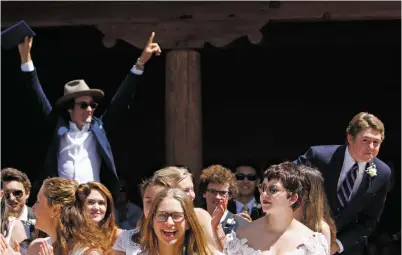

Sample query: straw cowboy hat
[55,79,104,106]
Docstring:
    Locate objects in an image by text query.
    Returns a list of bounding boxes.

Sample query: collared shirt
[8,205,31,238]
[235,197,256,215]
[58,122,101,184]
[337,146,367,199]
[219,210,229,224]
[21,61,143,184]
[335,146,369,253]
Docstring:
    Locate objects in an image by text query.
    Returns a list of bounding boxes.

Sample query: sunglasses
[5,190,24,200]
[75,102,98,110]
[206,189,230,196]
[155,211,185,223]
[257,184,285,196]
[235,173,257,181]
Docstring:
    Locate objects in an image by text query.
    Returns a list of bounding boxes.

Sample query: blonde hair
[141,188,212,255]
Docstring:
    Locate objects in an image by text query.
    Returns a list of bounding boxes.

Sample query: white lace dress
[112,227,142,255]
[223,231,328,255]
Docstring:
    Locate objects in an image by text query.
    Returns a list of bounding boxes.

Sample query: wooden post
[165,50,202,196]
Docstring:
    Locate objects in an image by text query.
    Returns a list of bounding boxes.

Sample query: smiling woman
[76,182,119,251]
[141,188,215,255]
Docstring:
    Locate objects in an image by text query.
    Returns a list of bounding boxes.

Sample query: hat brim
[55,89,104,107]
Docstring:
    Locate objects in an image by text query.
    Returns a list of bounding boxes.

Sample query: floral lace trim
[224,231,328,255]
[128,227,141,248]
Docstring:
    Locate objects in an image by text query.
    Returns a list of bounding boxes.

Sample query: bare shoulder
[292,219,315,237]
[194,207,212,221]
[236,216,264,237]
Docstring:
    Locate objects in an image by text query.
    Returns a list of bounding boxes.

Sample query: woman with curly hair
[28,177,108,255]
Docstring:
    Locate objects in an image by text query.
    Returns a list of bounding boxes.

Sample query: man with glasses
[16,32,161,200]
[1,168,36,238]
[228,163,263,221]
[200,165,249,234]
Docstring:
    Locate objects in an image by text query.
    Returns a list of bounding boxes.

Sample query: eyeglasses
[75,102,98,110]
[206,189,230,196]
[155,211,185,223]
[235,173,257,181]
[4,190,24,200]
[257,184,285,196]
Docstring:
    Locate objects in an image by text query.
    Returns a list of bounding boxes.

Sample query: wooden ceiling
[2,1,400,49]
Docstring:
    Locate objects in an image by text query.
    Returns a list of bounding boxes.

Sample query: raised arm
[18,36,52,117]
[101,32,161,131]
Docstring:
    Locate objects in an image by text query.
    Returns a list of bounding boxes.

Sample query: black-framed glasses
[75,102,98,110]
[257,184,285,196]
[4,190,24,200]
[206,189,230,196]
[155,211,186,223]
[235,173,257,181]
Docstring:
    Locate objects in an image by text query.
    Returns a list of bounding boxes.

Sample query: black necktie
[337,163,359,210]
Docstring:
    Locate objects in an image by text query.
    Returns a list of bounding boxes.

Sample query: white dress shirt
[21,60,143,184]
[336,146,368,253]
[58,122,101,184]
[235,197,256,215]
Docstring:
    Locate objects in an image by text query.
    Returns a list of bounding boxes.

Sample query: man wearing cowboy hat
[17,33,161,200]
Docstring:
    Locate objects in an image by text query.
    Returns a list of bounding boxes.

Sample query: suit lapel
[325,145,346,214]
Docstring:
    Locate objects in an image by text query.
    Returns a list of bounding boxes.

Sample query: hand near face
[211,196,227,228]
[138,32,162,65]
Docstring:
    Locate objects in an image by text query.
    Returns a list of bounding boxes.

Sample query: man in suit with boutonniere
[200,165,249,235]
[295,112,391,255]
[227,162,264,221]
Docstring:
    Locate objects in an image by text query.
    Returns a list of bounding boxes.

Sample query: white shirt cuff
[130,65,143,75]
[21,61,34,72]
[336,238,344,253]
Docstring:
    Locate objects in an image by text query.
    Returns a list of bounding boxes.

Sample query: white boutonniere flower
[226,218,236,226]
[366,163,377,177]
[253,202,262,209]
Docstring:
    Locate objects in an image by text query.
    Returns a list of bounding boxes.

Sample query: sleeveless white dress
[223,231,328,255]
[112,227,142,255]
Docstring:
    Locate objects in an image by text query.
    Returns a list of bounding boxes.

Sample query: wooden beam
[165,50,203,194]
[2,2,400,49]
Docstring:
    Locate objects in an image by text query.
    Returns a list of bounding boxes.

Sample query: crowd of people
[0,29,398,255]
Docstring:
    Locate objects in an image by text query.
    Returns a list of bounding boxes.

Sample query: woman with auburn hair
[28,177,108,255]
[76,182,119,251]
[112,166,217,255]
[294,165,337,251]
[141,188,214,255]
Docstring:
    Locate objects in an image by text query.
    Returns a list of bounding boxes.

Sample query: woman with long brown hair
[293,164,337,251]
[28,177,108,255]
[141,188,214,255]
[76,182,120,251]
[112,166,217,255]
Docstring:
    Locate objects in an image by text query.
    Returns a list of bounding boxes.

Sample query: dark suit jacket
[295,145,391,254]
[227,199,264,221]
[22,68,141,199]
[221,210,250,234]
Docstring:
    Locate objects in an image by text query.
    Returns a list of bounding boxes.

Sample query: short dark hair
[1,168,31,193]
[263,161,305,210]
